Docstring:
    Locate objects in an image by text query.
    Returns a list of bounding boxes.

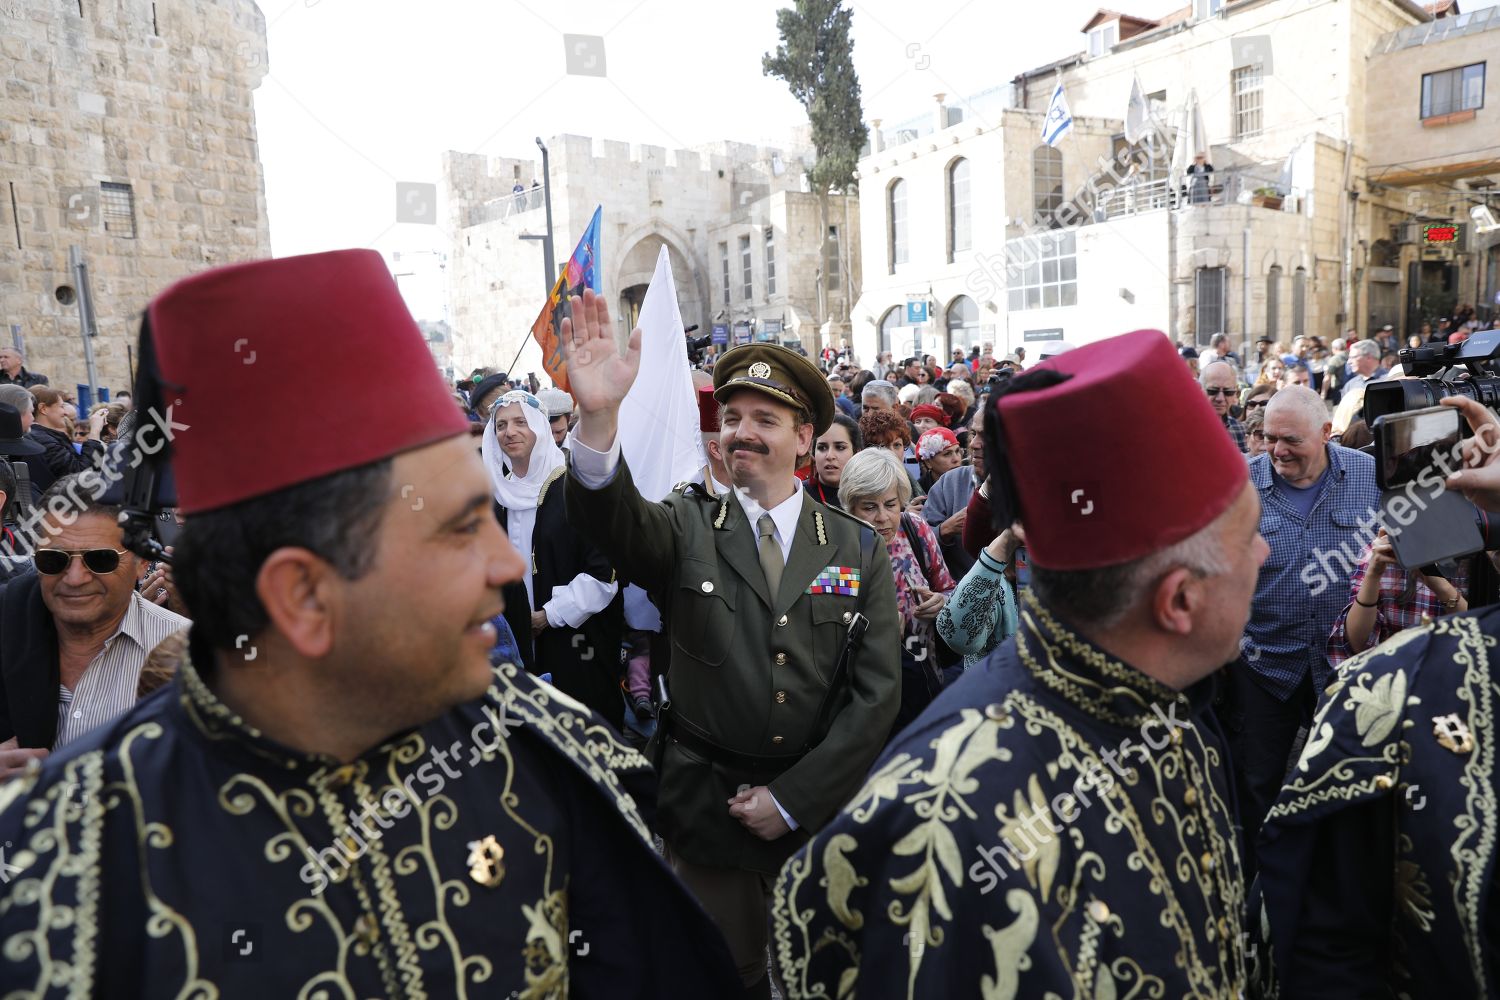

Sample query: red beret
[908,404,948,427]
[146,249,471,514]
[996,329,1246,570]
[697,385,720,432]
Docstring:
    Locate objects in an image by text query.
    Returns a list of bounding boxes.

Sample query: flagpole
[536,138,557,298]
[505,334,529,380]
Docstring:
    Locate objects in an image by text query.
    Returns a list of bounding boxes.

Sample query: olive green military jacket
[565,458,901,875]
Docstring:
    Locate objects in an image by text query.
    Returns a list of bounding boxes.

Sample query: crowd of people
[1,247,1499,998]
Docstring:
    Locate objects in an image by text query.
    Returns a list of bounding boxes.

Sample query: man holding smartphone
[1256,395,1500,998]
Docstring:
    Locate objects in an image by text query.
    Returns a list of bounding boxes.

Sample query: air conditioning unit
[1392,222,1421,245]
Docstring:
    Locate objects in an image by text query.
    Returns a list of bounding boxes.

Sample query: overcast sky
[249,0,1497,319]
[248,1,1178,288]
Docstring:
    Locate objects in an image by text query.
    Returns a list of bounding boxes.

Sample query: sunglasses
[34,548,130,576]
[1203,387,1236,397]
[1245,398,1270,409]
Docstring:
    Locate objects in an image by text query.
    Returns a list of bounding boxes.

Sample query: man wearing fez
[1255,397,1500,996]
[695,384,733,497]
[0,251,738,998]
[772,330,1268,998]
[561,288,900,999]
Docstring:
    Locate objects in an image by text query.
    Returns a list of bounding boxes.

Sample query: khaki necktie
[757,513,783,600]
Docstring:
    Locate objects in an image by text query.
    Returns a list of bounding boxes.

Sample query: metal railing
[868,85,1018,154]
[1084,163,1296,223]
[466,188,544,227]
[1372,6,1498,54]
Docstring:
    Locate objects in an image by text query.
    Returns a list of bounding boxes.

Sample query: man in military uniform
[0,251,739,998]
[1255,397,1500,997]
[772,330,1269,998]
[561,288,901,999]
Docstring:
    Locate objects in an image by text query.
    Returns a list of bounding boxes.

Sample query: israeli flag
[1041,80,1073,147]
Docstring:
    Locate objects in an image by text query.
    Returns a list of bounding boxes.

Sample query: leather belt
[665,711,806,774]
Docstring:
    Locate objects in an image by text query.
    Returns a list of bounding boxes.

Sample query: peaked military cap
[712,343,834,436]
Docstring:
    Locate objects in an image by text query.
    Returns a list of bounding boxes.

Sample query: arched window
[879,306,903,355]
[1033,146,1064,227]
[888,179,909,271]
[1266,265,1282,343]
[1292,266,1307,339]
[946,295,980,356]
[948,158,971,259]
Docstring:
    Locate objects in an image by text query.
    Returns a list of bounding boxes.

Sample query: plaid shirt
[1222,415,1247,453]
[1327,554,1469,666]
[1241,446,1382,701]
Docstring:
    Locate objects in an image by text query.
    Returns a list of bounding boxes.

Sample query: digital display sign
[1424,224,1460,245]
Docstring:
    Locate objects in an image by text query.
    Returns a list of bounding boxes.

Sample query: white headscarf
[482,390,566,512]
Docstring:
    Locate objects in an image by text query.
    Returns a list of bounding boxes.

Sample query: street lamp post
[536,137,556,291]
[69,245,100,401]
[518,139,558,316]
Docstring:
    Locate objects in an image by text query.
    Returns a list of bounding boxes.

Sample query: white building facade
[850,0,1498,367]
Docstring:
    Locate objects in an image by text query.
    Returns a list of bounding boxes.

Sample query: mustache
[728,441,770,455]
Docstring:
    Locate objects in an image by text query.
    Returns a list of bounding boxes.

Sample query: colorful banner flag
[530,205,602,392]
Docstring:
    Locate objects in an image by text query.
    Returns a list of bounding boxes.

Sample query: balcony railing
[466,189,544,227]
[1083,162,1297,223]
[1372,6,1499,54]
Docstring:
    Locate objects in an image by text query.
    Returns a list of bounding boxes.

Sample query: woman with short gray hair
[839,449,957,739]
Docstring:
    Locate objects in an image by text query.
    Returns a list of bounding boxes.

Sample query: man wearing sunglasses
[0,250,739,999]
[1201,361,1247,453]
[0,475,188,779]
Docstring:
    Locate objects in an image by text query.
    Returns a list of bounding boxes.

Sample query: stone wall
[442,131,833,378]
[0,0,271,393]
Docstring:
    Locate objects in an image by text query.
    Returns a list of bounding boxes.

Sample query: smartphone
[1373,405,1462,491]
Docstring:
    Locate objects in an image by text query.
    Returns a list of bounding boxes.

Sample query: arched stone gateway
[614,226,705,336]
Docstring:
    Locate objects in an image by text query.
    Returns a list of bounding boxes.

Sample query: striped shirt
[54,592,188,749]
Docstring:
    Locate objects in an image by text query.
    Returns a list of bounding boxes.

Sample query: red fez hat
[697,385,721,433]
[146,249,471,513]
[994,329,1246,570]
[908,403,948,427]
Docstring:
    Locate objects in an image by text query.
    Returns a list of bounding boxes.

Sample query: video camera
[1361,329,1500,574]
[1364,328,1500,424]
[683,325,712,365]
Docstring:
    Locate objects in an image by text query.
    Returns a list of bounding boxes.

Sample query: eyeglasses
[34,548,130,576]
[1203,387,1236,397]
[1245,398,1270,409]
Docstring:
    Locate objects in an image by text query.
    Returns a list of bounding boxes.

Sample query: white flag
[617,245,706,502]
[616,246,704,634]
[1124,73,1149,144]
[1041,80,1073,148]
[1169,88,1205,195]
